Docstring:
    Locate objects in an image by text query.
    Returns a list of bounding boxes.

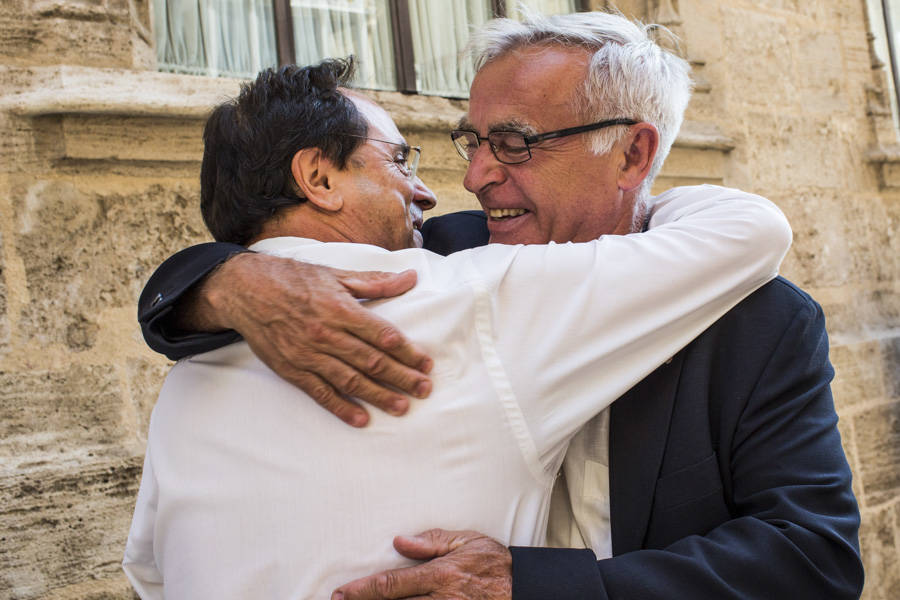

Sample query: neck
[249,205,357,246]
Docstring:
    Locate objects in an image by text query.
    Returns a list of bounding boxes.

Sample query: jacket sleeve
[510,293,863,600]
[138,242,247,360]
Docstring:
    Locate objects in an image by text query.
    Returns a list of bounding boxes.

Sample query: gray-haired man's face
[462,45,637,245]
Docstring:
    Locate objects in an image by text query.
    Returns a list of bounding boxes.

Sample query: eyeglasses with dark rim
[449,118,638,165]
[339,133,421,179]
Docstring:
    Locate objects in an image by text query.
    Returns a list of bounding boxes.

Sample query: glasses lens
[450,130,479,161]
[488,132,531,164]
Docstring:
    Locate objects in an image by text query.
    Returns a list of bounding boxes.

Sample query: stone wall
[0,0,897,598]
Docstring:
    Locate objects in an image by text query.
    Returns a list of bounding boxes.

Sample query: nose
[412,176,437,211]
[462,142,505,195]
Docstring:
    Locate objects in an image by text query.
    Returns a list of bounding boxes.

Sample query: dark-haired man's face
[334,95,437,250]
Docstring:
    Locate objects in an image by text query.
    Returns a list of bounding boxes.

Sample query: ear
[291,147,344,212]
[617,123,659,193]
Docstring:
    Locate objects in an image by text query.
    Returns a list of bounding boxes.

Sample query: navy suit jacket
[138,211,863,600]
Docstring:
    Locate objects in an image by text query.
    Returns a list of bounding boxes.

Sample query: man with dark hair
[200,60,372,246]
[123,54,794,599]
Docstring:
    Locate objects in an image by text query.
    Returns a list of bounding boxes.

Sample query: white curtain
[407,0,578,97]
[510,0,578,19]
[408,0,491,97]
[153,0,577,91]
[290,0,396,90]
[155,0,278,79]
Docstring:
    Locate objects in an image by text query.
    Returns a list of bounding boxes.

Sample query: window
[867,0,900,128]
[154,0,584,96]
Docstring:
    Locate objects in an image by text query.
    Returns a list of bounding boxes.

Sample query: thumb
[393,529,470,560]
[335,269,418,300]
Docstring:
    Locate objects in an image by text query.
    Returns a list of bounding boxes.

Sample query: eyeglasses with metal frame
[340,133,421,179]
[449,118,638,165]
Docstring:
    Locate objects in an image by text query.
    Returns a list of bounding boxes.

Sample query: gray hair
[468,10,692,207]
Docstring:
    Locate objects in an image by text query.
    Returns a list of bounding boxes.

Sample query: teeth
[488,208,527,218]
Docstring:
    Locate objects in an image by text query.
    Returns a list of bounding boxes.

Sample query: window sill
[0,65,470,131]
[0,66,737,169]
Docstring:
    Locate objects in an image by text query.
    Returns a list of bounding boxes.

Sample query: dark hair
[200,58,367,244]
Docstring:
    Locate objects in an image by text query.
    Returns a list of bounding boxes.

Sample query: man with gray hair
[137,10,863,600]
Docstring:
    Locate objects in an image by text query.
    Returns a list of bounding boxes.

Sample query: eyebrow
[456,116,537,136]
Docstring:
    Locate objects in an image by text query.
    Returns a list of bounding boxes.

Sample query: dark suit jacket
[138,211,863,600]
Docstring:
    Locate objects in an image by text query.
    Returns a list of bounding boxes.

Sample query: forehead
[344,89,404,142]
[465,45,591,132]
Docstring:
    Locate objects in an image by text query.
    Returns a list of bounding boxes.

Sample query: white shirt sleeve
[122,449,164,600]
[474,185,792,467]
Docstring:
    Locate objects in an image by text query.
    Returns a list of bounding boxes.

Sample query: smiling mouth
[487,208,528,220]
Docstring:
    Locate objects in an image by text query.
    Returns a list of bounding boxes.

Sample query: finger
[333,563,435,600]
[312,354,413,417]
[392,529,470,560]
[264,362,370,428]
[300,308,432,400]
[239,299,425,414]
[330,273,434,375]
[340,311,433,376]
[335,268,418,300]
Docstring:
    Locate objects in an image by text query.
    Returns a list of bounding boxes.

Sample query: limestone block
[39,575,137,600]
[719,7,797,108]
[0,365,126,463]
[881,162,900,189]
[736,114,858,191]
[830,340,889,410]
[778,187,899,291]
[777,191,856,289]
[0,0,145,69]
[60,115,205,163]
[793,30,846,115]
[886,337,900,399]
[817,288,900,341]
[11,178,208,352]
[853,400,900,506]
[0,230,8,352]
[0,456,143,599]
[658,146,727,183]
[859,506,900,600]
[126,357,170,443]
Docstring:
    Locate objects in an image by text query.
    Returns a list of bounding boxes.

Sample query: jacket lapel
[608,353,683,554]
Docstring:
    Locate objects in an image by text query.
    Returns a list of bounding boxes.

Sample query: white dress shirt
[123,185,791,599]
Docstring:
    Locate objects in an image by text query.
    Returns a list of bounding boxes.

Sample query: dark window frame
[270,0,588,95]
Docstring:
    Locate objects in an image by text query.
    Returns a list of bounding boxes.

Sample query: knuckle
[376,571,398,593]
[340,371,365,395]
[308,381,337,404]
[376,326,403,350]
[365,351,388,375]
